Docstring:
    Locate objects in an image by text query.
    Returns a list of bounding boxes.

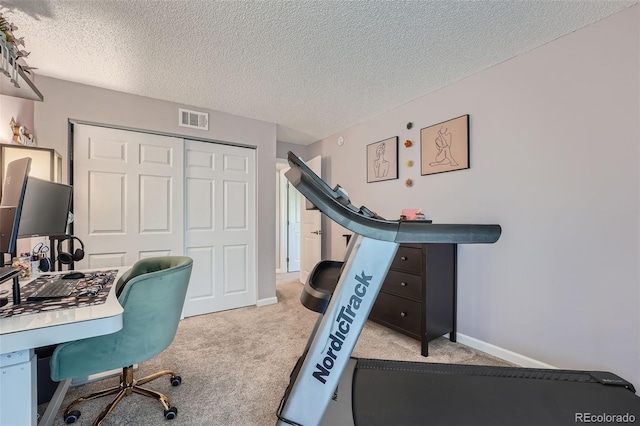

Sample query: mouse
[62,272,86,280]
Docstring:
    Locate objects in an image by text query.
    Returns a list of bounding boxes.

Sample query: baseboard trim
[454,333,557,369]
[257,296,278,307]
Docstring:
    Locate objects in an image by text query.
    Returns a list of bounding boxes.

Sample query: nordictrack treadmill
[276,152,640,426]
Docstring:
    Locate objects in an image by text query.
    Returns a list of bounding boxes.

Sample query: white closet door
[183,140,256,316]
[73,124,184,269]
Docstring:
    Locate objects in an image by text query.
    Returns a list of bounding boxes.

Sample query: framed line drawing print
[367,136,398,183]
[421,114,469,176]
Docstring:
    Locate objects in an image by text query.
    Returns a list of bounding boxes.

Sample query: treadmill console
[285,151,501,244]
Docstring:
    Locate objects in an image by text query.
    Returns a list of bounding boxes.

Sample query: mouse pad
[0,270,118,318]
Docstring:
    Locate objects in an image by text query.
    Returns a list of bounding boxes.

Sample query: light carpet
[38,279,513,425]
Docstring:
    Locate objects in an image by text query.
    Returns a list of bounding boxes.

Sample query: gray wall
[32,76,277,302]
[276,140,310,161]
[309,6,640,387]
[0,95,34,144]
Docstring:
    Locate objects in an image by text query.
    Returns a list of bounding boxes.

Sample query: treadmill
[276,152,640,426]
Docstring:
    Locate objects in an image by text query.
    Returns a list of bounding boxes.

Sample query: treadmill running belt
[352,359,640,426]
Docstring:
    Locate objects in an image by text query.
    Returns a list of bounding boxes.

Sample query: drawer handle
[400,282,407,287]
[400,312,407,317]
[400,256,408,261]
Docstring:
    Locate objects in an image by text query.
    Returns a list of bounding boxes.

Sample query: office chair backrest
[115,256,193,367]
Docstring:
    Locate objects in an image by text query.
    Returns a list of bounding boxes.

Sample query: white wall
[32,76,277,301]
[310,6,640,387]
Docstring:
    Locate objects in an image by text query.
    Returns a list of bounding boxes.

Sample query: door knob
[311,230,322,235]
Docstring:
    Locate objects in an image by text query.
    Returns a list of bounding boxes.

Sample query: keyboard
[26,278,77,301]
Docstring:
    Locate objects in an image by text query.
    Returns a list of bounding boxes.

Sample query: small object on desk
[12,256,32,280]
[62,272,86,280]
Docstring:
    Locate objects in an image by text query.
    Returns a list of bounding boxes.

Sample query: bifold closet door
[183,140,256,316]
[72,124,184,269]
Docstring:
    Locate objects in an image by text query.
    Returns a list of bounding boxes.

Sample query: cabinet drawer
[390,246,422,274]
[382,270,422,301]
[370,292,421,336]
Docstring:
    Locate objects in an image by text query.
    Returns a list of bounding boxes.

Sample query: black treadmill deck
[352,359,640,426]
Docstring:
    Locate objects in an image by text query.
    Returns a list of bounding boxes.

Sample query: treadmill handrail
[285,152,501,244]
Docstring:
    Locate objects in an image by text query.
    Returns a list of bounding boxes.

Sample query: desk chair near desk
[50,256,193,425]
[0,256,193,426]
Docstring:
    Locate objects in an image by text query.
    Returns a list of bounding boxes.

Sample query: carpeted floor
[38,278,513,425]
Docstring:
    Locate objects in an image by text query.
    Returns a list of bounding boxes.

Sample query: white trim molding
[455,333,557,369]
[257,297,278,307]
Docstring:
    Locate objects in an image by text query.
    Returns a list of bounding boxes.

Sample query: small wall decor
[9,117,36,146]
[366,136,398,183]
[406,160,414,167]
[421,114,469,176]
[404,139,412,147]
[405,178,413,187]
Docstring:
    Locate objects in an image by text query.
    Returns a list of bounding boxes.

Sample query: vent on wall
[179,108,209,130]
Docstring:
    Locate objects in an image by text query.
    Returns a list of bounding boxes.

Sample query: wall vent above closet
[178,108,209,130]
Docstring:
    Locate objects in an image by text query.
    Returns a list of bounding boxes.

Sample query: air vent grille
[179,108,209,130]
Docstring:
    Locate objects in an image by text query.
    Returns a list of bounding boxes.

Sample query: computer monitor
[17,177,72,238]
[0,157,31,255]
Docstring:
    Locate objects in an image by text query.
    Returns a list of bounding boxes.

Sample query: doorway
[276,160,300,273]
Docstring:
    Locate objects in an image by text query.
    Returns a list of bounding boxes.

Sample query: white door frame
[276,160,301,273]
[299,155,322,284]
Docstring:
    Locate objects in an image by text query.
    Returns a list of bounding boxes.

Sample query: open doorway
[276,160,301,273]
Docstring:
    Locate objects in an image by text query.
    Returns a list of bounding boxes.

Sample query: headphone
[57,236,85,265]
[33,242,52,272]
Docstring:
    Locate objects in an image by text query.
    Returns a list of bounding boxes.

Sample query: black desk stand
[0,249,22,305]
[49,235,77,272]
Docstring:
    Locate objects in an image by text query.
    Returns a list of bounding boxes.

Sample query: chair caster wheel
[170,375,182,386]
[164,406,178,420]
[64,410,81,424]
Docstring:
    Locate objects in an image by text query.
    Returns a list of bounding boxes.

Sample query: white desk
[0,268,126,426]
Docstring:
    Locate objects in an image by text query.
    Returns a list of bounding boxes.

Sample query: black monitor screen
[17,177,72,238]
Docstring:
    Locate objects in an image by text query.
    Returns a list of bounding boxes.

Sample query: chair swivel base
[62,365,182,425]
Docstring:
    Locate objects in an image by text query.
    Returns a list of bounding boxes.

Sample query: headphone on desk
[33,242,52,272]
[57,236,85,265]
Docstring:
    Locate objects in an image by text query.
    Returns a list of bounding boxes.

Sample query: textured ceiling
[1,0,637,144]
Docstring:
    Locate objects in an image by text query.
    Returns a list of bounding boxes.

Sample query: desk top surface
[0,267,127,354]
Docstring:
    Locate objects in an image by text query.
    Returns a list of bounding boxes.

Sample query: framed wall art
[367,136,398,183]
[420,114,469,176]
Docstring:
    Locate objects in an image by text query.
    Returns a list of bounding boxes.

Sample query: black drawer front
[370,292,421,336]
[390,246,422,274]
[382,270,422,301]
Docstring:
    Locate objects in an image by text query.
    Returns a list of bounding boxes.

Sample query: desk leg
[0,349,37,426]
[39,379,71,426]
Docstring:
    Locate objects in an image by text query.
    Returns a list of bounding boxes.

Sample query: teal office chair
[50,256,193,425]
